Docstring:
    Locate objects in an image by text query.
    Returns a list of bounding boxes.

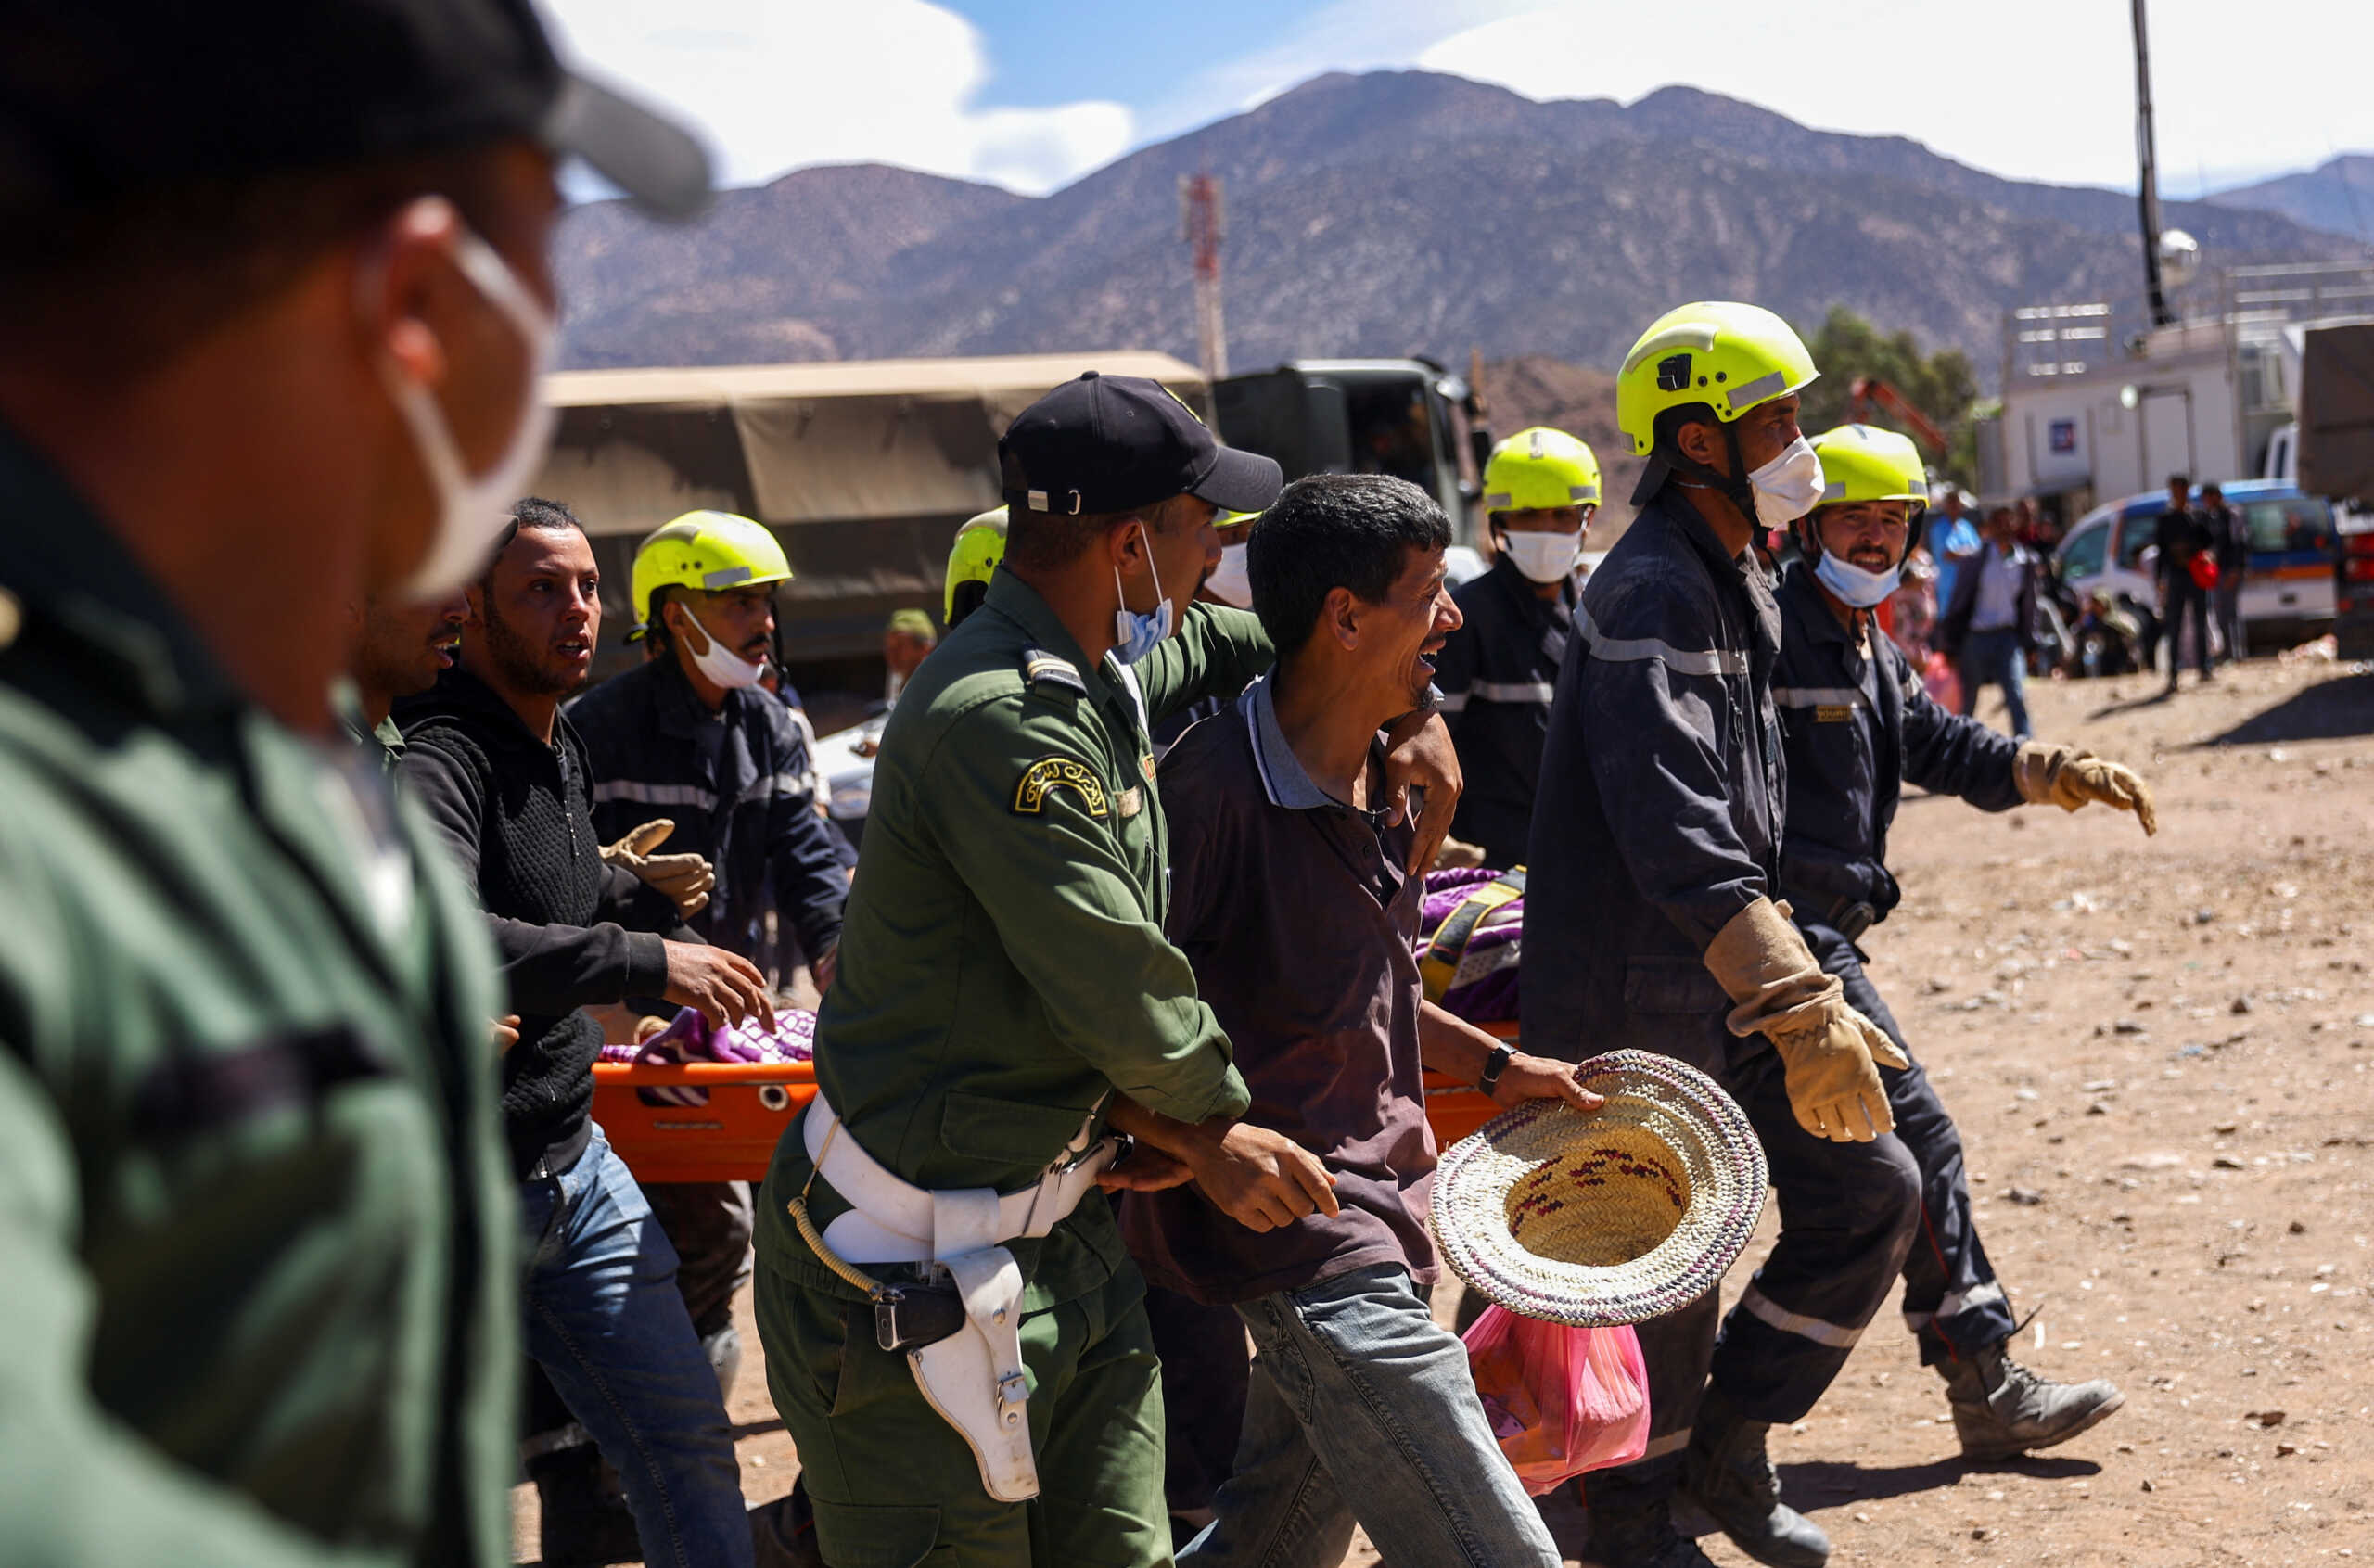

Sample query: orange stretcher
[594,1020,1521,1185]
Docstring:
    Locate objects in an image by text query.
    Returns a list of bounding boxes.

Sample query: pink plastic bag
[1461,1304,1650,1495]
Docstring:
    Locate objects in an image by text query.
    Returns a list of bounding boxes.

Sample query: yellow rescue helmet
[1615,301,1819,456]
[1482,427,1602,513]
[1810,424,1929,509]
[944,506,1008,626]
[628,511,792,641]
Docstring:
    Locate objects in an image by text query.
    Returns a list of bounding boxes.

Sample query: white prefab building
[1984,262,2374,524]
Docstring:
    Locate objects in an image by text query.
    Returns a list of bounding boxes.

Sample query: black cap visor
[1188,444,1284,514]
[543,73,712,221]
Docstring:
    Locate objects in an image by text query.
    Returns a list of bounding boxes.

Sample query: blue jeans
[1956,626,2031,738]
[1181,1265,1559,1568]
[522,1128,753,1568]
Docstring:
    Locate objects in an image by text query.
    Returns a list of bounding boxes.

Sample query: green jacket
[758,569,1268,1309]
[0,427,516,1567]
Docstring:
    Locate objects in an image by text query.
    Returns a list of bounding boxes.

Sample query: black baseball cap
[0,0,711,223]
[1001,372,1283,518]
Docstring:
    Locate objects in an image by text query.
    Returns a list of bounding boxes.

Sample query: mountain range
[555,70,2368,390]
[2210,154,2374,245]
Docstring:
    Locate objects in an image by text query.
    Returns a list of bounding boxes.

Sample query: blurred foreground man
[1435,426,1602,869]
[753,373,1462,1566]
[1770,426,2138,1488]
[0,1,706,1561]
[1128,475,1596,1568]
[1521,303,1908,1568]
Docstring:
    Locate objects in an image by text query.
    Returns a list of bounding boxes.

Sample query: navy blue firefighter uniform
[1520,491,1922,1534]
[1435,552,1573,869]
[569,654,848,974]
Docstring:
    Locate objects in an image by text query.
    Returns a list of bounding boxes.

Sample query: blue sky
[541,0,2372,202]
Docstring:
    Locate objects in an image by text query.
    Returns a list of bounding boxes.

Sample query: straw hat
[1431,1050,1768,1327]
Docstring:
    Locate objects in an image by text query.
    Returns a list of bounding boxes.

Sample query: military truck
[531,350,1211,715]
[1213,357,1489,545]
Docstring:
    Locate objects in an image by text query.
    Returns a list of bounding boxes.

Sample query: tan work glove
[1704,897,1911,1142]
[601,819,715,919]
[2014,743,2158,836]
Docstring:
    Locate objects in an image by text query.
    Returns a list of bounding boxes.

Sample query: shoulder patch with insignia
[1021,649,1087,699]
[1015,756,1108,817]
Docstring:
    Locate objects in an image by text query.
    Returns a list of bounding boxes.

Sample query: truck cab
[1213,358,1487,558]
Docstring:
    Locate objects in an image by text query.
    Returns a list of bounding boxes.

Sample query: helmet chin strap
[1668,422,1759,524]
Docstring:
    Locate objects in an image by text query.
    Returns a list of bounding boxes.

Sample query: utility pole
[1180,172,1228,380]
[2132,0,2175,327]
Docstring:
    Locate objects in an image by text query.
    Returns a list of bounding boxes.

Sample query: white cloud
[1414,0,2374,195]
[538,0,1134,195]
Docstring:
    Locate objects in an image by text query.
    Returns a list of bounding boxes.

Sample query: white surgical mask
[1746,435,1826,531]
[1499,528,1582,584]
[1112,522,1174,664]
[1206,542,1252,608]
[377,222,558,601]
[677,605,768,690]
[1812,549,1904,608]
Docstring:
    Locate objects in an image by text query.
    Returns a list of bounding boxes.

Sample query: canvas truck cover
[529,351,1207,668]
[2301,324,2374,504]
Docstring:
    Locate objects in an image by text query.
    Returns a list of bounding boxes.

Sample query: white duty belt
[802,1090,1119,1502]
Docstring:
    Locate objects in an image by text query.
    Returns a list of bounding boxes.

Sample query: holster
[904,1191,1037,1501]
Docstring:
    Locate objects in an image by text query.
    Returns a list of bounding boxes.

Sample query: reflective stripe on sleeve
[1436,689,1470,713]
[1576,606,1750,677]
[1739,1283,1867,1350]
[1470,680,1556,704]
[735,771,805,808]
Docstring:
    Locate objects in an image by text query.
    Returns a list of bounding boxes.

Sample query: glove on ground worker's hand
[601,819,715,919]
[1704,897,1911,1143]
[2014,743,2158,836]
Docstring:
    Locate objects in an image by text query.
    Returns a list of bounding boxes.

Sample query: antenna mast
[1180,172,1229,380]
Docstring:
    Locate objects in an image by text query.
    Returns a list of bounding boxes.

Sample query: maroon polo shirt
[1120,673,1439,1306]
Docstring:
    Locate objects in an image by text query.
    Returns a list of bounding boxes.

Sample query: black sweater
[397,667,687,1178]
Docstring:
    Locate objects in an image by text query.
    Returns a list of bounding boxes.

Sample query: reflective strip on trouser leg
[1708,1046,1920,1423]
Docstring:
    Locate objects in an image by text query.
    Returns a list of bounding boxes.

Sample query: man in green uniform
[755,373,1462,1566]
[0,2,708,1561]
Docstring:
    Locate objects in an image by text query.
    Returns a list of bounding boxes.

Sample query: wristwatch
[1476,1042,1515,1096]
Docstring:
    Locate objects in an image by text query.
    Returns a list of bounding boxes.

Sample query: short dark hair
[0,148,517,380]
[2168,474,2192,490]
[481,495,586,590]
[1247,475,1451,657]
[2200,481,2223,500]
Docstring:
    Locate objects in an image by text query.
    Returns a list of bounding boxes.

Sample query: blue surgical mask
[1112,522,1175,664]
[1812,547,1903,609]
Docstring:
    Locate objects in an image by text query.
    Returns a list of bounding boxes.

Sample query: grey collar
[1241,672,1388,822]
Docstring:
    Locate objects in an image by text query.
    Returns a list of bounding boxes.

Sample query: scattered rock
[2276,1441,2299,1457]
[2140,1476,2156,1492]
[2230,994,2253,1014]
[2213,1121,2239,1134]
[2193,908,2218,924]
[2250,1409,2287,1427]
[1972,1526,1996,1541]
[2290,1219,2308,1234]
[2087,1101,2112,1115]
[2007,1186,2045,1205]
[2112,1018,2149,1035]
[2213,1155,2246,1170]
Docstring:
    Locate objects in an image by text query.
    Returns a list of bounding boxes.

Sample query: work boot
[528,1443,643,1568]
[1678,1389,1831,1568]
[1583,1495,1722,1568]
[1942,1344,2126,1461]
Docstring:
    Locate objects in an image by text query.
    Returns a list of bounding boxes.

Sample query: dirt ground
[516,652,2374,1568]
